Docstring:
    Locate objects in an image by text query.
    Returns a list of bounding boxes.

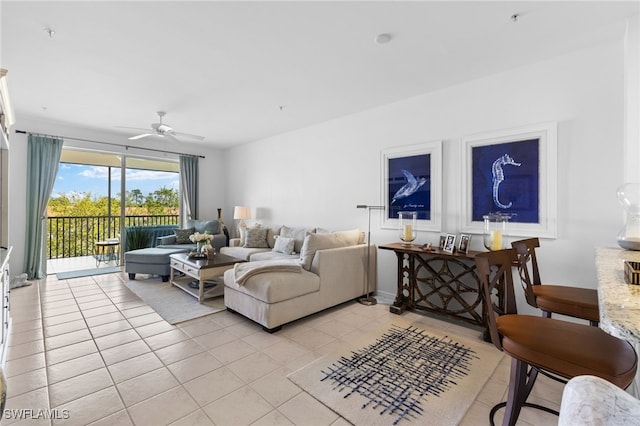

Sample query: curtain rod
[14,129,205,159]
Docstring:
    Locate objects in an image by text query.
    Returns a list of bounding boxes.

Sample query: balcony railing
[47,214,179,259]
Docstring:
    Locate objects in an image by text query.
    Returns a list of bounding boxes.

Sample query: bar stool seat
[498,314,636,388]
[512,238,600,325]
[531,285,599,323]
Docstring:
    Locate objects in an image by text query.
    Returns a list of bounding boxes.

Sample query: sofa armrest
[211,234,227,250]
[311,244,376,296]
[157,234,177,245]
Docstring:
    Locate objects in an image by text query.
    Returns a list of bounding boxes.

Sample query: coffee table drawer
[170,258,183,269]
[170,258,201,278]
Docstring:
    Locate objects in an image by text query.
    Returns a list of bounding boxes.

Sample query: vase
[483,212,511,251]
[218,208,230,246]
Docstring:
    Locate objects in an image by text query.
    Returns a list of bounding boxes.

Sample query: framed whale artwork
[381,141,442,232]
[460,122,558,238]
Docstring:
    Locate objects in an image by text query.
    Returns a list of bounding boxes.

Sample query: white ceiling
[1,1,638,148]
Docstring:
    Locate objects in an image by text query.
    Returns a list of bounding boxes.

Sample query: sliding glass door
[48,149,179,270]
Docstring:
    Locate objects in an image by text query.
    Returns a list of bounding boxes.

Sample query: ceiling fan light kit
[126,111,204,142]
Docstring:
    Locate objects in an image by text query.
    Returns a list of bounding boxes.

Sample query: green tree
[47,188,178,258]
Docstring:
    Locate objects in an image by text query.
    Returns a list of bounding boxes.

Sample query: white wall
[225,40,626,312]
[7,117,225,275]
[625,14,640,183]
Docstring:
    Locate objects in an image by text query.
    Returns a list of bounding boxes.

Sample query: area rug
[124,278,225,324]
[56,266,121,280]
[288,318,503,426]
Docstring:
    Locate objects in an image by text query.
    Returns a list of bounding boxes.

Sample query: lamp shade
[233,206,251,220]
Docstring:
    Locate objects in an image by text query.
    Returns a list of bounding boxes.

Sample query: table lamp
[233,206,251,238]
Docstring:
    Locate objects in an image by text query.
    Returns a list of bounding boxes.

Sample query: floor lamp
[357,204,384,306]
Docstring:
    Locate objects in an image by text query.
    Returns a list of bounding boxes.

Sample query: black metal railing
[47,214,179,259]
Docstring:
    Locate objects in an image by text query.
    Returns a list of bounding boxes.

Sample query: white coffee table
[169,252,245,302]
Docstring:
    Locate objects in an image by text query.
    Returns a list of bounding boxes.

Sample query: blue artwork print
[472,139,539,223]
[388,154,431,220]
[492,154,521,208]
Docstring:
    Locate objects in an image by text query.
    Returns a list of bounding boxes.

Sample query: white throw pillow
[272,236,295,255]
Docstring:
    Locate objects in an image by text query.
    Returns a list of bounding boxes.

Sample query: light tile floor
[2,271,563,425]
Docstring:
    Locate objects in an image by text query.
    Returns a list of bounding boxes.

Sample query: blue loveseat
[123,224,179,251]
[156,219,227,252]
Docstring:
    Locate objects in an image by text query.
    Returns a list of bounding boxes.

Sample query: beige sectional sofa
[221,225,376,332]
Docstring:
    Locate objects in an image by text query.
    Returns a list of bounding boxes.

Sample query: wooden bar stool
[511,238,599,326]
[475,249,637,426]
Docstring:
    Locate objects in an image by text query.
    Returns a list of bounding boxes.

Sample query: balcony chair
[475,249,637,426]
[511,238,599,326]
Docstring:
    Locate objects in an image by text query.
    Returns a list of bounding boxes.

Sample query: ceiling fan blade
[128,133,153,140]
[173,131,205,140]
[116,126,153,132]
[164,133,180,143]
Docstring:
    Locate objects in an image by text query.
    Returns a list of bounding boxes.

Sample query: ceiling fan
[122,111,204,142]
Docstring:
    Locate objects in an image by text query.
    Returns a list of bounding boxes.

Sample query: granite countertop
[595,246,640,342]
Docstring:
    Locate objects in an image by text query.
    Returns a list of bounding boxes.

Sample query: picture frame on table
[458,234,471,254]
[381,141,442,232]
[460,122,557,238]
[439,235,446,250]
[443,234,456,254]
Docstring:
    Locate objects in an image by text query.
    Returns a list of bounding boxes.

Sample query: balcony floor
[47,255,122,274]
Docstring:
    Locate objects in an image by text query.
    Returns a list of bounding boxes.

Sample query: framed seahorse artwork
[381,141,443,232]
[460,122,558,239]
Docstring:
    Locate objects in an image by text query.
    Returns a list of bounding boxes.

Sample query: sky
[52,163,179,199]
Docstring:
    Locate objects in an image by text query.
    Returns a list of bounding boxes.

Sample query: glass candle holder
[398,211,417,246]
[483,212,511,251]
[617,183,640,250]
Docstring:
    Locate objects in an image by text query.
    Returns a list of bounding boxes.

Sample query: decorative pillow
[173,228,195,244]
[266,226,282,249]
[299,233,350,270]
[316,228,363,245]
[272,236,295,255]
[332,229,364,246]
[244,227,269,248]
[280,226,315,253]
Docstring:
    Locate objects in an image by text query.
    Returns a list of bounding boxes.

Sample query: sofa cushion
[221,246,270,261]
[244,227,269,248]
[273,236,295,255]
[173,228,195,244]
[299,233,351,270]
[224,268,320,304]
[250,251,299,262]
[280,226,315,253]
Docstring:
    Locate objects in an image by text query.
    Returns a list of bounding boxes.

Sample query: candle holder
[398,211,417,246]
[617,183,640,251]
[483,212,511,251]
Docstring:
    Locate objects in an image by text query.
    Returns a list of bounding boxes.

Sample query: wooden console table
[379,242,490,334]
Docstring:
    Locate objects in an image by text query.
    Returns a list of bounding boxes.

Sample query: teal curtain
[179,155,198,221]
[25,134,64,279]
